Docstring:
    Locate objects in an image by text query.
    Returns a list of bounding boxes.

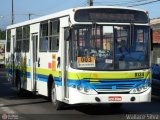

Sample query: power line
[80,3,88,7]
[1,13,42,17]
[94,0,139,4]
[77,1,87,7]
[128,0,160,7]
[94,0,160,6]
[110,0,149,6]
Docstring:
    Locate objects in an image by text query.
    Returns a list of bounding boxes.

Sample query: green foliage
[0,29,6,40]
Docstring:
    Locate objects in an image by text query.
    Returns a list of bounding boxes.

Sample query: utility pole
[29,13,31,20]
[11,0,14,24]
[88,0,93,6]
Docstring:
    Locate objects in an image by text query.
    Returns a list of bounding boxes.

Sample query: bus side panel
[36,51,51,96]
[27,23,40,92]
[22,52,31,91]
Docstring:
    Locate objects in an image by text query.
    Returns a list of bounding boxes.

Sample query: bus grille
[86,79,144,94]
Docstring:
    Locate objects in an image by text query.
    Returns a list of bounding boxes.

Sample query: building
[0,40,5,67]
[150,18,160,44]
[150,18,160,65]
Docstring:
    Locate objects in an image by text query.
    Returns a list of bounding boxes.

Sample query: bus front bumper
[68,88,151,104]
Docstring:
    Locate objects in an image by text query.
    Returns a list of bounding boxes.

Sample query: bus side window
[22,26,30,52]
[7,29,11,52]
[40,37,48,51]
[49,20,60,51]
[16,27,23,52]
[40,22,49,52]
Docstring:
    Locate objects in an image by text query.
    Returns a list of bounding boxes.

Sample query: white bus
[5,6,152,110]
[0,40,5,67]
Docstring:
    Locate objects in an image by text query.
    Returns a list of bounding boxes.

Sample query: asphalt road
[0,69,160,120]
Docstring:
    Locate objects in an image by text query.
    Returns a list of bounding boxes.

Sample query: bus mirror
[64,28,70,41]
[150,28,153,51]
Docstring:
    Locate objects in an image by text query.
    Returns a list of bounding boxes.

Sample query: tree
[0,29,6,40]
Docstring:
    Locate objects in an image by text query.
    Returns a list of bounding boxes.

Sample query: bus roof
[75,6,147,13]
[7,6,147,29]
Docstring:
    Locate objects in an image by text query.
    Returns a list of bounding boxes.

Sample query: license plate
[108,96,122,101]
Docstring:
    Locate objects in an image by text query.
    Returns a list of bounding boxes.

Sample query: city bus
[0,40,5,67]
[5,6,152,110]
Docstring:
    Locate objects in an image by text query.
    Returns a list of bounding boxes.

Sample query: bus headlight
[130,82,150,94]
[137,86,142,92]
[77,84,97,94]
[77,85,82,91]
[84,86,90,93]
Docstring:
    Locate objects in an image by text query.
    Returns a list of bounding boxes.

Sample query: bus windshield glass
[70,25,149,71]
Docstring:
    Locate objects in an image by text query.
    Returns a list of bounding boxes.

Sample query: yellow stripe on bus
[27,67,61,77]
[26,67,151,80]
[67,71,151,80]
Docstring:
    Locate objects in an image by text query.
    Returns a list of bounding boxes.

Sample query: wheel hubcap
[51,88,56,104]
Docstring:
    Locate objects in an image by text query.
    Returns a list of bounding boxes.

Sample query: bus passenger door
[12,35,16,85]
[31,33,38,93]
[60,17,70,100]
[64,33,69,99]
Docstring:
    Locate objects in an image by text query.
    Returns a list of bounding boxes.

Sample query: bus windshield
[70,25,149,71]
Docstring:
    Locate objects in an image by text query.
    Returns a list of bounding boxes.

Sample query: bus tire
[16,70,28,97]
[16,74,23,96]
[48,75,53,101]
[51,83,63,110]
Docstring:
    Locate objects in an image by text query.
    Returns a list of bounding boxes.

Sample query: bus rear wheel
[16,73,32,97]
[50,84,64,110]
[17,79,22,95]
[16,76,24,96]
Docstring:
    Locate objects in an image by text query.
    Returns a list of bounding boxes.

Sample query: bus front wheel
[51,84,63,110]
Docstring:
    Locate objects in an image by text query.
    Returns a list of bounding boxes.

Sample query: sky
[0,0,160,30]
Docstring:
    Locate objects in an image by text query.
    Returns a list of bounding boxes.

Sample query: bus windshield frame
[70,24,150,71]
